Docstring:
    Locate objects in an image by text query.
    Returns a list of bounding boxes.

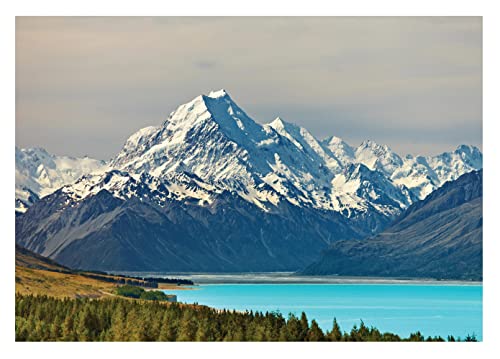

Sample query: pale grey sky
[16,17,482,160]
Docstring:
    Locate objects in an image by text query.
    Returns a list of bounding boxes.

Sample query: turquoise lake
[165,283,483,340]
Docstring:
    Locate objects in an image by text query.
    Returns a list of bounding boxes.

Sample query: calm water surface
[165,283,482,340]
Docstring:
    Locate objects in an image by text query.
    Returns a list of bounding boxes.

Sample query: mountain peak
[268,116,294,131]
[359,139,384,149]
[206,89,230,99]
[325,136,345,146]
[455,144,481,156]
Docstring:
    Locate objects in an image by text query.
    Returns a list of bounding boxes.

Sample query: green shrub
[116,285,168,301]
[116,285,144,298]
[140,290,168,301]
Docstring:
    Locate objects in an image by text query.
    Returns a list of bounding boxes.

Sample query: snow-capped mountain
[15,89,483,272]
[390,144,483,199]
[16,90,482,220]
[324,136,482,200]
[354,140,405,177]
[106,90,420,217]
[322,136,356,165]
[330,163,417,219]
[15,147,107,213]
[111,90,340,212]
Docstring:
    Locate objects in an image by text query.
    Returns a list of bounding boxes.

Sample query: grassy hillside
[15,265,119,298]
[15,245,188,299]
[16,244,71,272]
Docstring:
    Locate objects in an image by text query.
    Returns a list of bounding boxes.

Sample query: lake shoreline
[109,271,482,286]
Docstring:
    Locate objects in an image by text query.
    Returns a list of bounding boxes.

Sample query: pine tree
[195,317,215,341]
[109,304,127,341]
[328,318,342,341]
[75,306,92,341]
[408,331,424,342]
[15,317,28,341]
[278,325,289,341]
[177,310,197,341]
[299,312,309,341]
[285,314,302,341]
[358,320,369,340]
[126,308,148,341]
[50,322,62,341]
[306,320,325,341]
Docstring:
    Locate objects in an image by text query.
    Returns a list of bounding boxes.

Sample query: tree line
[78,273,159,288]
[15,294,477,342]
[78,273,194,288]
[121,275,194,286]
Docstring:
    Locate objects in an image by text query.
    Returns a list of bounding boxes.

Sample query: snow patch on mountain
[354,140,404,176]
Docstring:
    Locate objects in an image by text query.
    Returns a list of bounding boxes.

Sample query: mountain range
[15,147,107,214]
[15,90,483,273]
[301,170,482,280]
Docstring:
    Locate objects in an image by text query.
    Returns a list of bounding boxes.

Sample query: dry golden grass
[15,266,189,299]
[15,266,117,298]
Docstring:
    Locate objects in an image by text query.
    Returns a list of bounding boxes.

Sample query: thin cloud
[194,60,218,70]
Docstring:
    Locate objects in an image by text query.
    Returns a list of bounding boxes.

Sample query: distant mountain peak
[355,139,403,176]
[206,88,230,99]
[268,116,299,132]
[325,136,344,145]
[269,116,285,128]
[359,139,389,151]
[454,144,482,156]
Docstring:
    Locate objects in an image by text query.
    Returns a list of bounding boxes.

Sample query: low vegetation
[15,294,477,342]
[115,285,172,301]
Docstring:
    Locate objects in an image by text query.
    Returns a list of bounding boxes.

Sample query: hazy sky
[16,17,482,160]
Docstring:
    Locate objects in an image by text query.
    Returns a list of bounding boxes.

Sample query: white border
[2,1,498,358]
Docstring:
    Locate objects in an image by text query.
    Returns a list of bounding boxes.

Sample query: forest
[15,294,477,342]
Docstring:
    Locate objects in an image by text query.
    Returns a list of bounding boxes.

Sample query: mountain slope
[16,171,361,271]
[16,244,70,272]
[301,170,483,280]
